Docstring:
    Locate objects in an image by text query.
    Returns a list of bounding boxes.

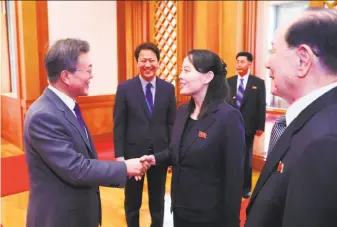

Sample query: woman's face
[179,56,212,96]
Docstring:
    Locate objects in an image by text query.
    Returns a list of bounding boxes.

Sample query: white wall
[47,1,118,95]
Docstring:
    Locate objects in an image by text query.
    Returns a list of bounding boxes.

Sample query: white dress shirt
[139,75,156,105]
[48,85,76,116]
[236,69,251,91]
[286,81,337,126]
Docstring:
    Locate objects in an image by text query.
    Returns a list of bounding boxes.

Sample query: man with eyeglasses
[24,38,149,227]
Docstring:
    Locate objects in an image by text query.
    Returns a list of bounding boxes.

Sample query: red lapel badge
[198,131,207,139]
[277,161,284,173]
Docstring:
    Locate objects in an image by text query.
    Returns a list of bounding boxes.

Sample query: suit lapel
[45,88,94,155]
[152,79,164,117]
[228,76,238,106]
[173,106,190,164]
[63,109,93,155]
[135,76,151,121]
[247,123,294,213]
[86,126,98,159]
[247,86,337,213]
[179,104,217,162]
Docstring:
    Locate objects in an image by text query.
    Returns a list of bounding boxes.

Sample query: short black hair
[285,7,337,74]
[236,52,253,62]
[134,42,160,62]
[187,49,230,119]
[44,38,90,82]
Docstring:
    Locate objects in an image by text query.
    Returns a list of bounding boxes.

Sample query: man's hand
[124,158,149,181]
[140,155,156,166]
[133,155,156,181]
[256,130,264,136]
[116,157,125,162]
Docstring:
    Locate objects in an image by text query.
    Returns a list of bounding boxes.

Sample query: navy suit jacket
[24,88,127,227]
[245,87,337,227]
[155,102,245,225]
[113,75,176,159]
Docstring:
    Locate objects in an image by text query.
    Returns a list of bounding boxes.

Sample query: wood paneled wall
[1,1,116,149]
[1,95,23,149]
[2,1,247,148]
[116,1,155,84]
[77,95,115,141]
[191,1,244,78]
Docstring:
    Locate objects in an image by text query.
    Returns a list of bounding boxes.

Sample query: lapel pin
[233,96,236,99]
[252,86,257,89]
[198,131,207,139]
[277,161,284,173]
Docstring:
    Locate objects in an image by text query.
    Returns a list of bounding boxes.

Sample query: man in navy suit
[24,38,147,227]
[246,8,337,227]
[113,42,176,227]
[227,52,266,198]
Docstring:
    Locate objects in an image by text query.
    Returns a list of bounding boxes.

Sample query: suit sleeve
[153,147,172,166]
[258,79,266,131]
[28,111,127,188]
[282,136,337,227]
[113,84,127,158]
[167,84,177,142]
[221,108,245,227]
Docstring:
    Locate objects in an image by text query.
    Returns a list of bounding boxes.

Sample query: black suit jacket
[155,102,245,225]
[113,75,176,159]
[245,86,337,227]
[227,75,266,136]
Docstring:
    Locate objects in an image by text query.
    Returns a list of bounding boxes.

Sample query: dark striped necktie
[267,115,287,155]
[236,78,245,108]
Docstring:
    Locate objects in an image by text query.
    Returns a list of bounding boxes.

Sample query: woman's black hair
[186,49,230,119]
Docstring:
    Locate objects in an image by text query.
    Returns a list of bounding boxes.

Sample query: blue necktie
[267,115,287,155]
[73,103,87,136]
[236,78,245,108]
[145,83,153,114]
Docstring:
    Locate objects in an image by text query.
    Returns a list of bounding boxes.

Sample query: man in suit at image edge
[246,8,337,227]
[24,38,148,227]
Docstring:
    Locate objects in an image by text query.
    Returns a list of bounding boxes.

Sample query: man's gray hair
[44,38,90,82]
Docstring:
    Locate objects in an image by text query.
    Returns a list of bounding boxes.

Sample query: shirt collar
[286,81,337,126]
[139,75,156,89]
[48,85,76,112]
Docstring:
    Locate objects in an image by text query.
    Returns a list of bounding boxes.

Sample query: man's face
[68,52,93,98]
[236,56,251,76]
[137,49,159,81]
[265,24,298,102]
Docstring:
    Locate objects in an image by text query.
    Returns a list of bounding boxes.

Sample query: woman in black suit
[141,49,245,227]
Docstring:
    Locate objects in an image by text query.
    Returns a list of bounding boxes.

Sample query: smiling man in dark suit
[113,42,176,227]
[227,52,266,198]
[24,38,147,227]
[245,8,337,227]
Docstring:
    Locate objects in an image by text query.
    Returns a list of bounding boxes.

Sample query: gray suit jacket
[24,88,127,227]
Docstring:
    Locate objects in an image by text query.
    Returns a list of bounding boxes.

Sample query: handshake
[116,155,156,181]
